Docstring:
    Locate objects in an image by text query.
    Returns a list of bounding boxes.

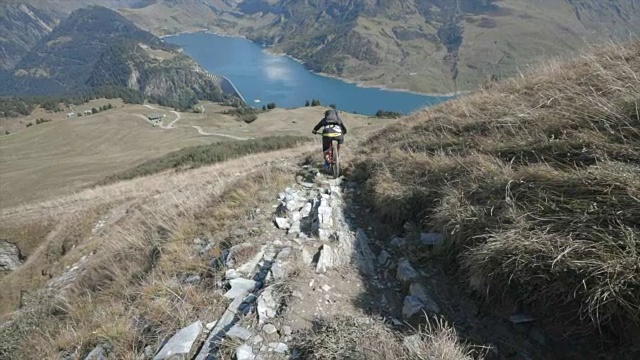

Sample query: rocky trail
[125,163,462,360]
[73,162,549,360]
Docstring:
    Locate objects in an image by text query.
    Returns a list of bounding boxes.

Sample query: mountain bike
[315,133,341,179]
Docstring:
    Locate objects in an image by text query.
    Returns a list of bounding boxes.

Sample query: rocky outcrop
[0,240,23,272]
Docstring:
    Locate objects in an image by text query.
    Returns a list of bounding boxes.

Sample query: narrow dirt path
[191,125,254,140]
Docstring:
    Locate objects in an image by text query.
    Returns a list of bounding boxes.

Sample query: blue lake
[164,32,450,116]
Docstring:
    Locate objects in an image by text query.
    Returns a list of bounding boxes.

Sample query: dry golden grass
[0,142,311,359]
[353,40,640,341]
[0,101,377,208]
[292,315,480,360]
[0,151,300,359]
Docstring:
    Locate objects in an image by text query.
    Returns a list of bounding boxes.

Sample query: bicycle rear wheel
[331,140,340,179]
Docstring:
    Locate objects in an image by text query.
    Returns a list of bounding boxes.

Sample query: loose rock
[402,296,426,320]
[263,324,278,334]
[397,259,419,283]
[315,244,337,273]
[377,250,392,268]
[236,344,256,360]
[269,342,289,353]
[224,278,258,300]
[257,286,278,323]
[84,344,110,360]
[419,233,444,246]
[227,325,253,341]
[153,321,203,360]
[225,269,241,280]
[275,217,291,230]
[0,240,23,271]
[409,283,440,313]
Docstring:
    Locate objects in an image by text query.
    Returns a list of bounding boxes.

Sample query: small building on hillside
[84,110,92,115]
[66,112,75,118]
[148,114,165,122]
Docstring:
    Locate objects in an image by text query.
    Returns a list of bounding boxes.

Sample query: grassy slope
[353,41,640,343]
[0,103,378,208]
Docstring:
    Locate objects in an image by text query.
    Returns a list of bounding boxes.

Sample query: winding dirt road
[140,104,253,140]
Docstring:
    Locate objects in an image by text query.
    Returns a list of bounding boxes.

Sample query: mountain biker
[312,108,347,169]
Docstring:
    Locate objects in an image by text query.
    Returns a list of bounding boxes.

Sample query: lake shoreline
[163,29,461,98]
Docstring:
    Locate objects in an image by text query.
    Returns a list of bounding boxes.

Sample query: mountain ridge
[119,0,640,93]
[0,5,240,111]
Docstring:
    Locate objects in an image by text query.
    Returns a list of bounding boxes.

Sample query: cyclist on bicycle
[312,108,347,169]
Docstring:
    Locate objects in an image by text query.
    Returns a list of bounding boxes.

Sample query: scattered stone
[270,263,285,281]
[321,284,331,292]
[84,344,109,360]
[276,247,292,261]
[301,248,314,266]
[227,325,253,341]
[252,335,264,344]
[282,326,292,336]
[269,342,289,353]
[300,203,312,218]
[402,296,426,320]
[397,259,419,283]
[257,286,278,323]
[153,321,203,360]
[377,250,392,268]
[263,324,278,334]
[225,269,241,280]
[315,244,337,273]
[205,321,217,331]
[237,246,266,274]
[510,313,535,324]
[392,318,404,326]
[290,211,302,223]
[236,344,256,360]
[0,240,23,271]
[390,237,406,247]
[224,278,258,300]
[419,233,444,246]
[409,283,440,313]
[275,217,291,230]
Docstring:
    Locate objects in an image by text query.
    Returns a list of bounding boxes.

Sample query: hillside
[0,5,238,110]
[0,3,60,70]
[0,103,377,208]
[352,40,640,356]
[120,0,640,94]
[1,41,638,360]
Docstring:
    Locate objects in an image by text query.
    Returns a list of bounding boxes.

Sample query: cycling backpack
[324,109,341,125]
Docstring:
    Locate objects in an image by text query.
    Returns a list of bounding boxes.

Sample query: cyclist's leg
[337,135,344,151]
[322,136,331,165]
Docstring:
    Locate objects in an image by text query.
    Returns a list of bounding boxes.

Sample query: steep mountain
[225,0,640,93]
[0,2,60,70]
[0,6,237,110]
[120,0,640,93]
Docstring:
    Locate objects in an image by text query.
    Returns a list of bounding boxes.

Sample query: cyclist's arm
[312,119,325,133]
